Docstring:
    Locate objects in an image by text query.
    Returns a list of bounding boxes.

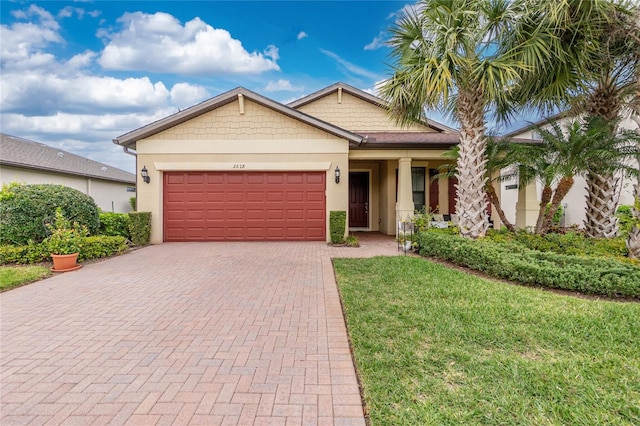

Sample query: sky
[1,0,532,174]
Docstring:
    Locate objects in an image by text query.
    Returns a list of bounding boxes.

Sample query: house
[502,114,639,228]
[0,133,136,213]
[114,82,508,243]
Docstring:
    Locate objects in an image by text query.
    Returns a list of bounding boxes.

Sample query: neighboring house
[502,114,639,228]
[114,82,493,243]
[0,134,136,213]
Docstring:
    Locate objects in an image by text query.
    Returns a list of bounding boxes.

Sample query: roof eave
[114,87,363,146]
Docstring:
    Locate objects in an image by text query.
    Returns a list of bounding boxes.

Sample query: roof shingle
[1,133,136,184]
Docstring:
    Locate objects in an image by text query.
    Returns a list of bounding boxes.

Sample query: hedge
[330,211,346,244]
[128,212,151,246]
[0,236,128,265]
[418,231,640,299]
[99,212,130,239]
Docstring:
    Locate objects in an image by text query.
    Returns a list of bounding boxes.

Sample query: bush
[99,213,130,238]
[616,205,635,238]
[77,236,128,261]
[0,235,128,265]
[418,231,640,298]
[486,228,629,260]
[128,212,151,246]
[0,184,99,245]
[129,196,137,212]
[330,211,346,244]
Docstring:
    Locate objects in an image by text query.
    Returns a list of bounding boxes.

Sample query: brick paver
[1,234,399,425]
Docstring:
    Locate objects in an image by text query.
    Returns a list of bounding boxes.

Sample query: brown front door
[349,172,369,228]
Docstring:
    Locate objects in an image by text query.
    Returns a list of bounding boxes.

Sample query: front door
[349,172,369,228]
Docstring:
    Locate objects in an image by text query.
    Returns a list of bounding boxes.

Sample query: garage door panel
[164,172,325,241]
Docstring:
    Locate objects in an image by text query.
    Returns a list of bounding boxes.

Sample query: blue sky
[1,1,531,173]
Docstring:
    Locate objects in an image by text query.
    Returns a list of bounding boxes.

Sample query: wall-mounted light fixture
[141,166,150,184]
[334,166,341,184]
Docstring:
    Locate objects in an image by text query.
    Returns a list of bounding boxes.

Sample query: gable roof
[288,82,458,133]
[1,133,136,184]
[113,87,364,149]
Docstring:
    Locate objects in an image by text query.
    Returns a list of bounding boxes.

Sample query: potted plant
[44,208,88,272]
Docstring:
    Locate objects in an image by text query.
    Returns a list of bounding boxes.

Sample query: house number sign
[232,163,246,169]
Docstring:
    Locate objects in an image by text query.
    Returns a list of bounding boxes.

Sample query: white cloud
[0,5,211,173]
[264,79,303,93]
[319,49,382,81]
[98,12,280,75]
[170,83,210,109]
[57,7,100,20]
[297,31,308,40]
[364,31,386,50]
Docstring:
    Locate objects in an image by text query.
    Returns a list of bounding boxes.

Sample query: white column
[396,158,414,227]
[515,180,539,229]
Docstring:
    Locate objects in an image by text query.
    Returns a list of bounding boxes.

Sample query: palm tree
[380,0,532,239]
[511,0,640,238]
[438,139,519,232]
[513,117,639,234]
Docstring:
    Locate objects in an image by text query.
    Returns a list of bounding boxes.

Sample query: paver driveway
[1,236,399,425]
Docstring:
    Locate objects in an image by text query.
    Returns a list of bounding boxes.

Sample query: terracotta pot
[51,253,82,272]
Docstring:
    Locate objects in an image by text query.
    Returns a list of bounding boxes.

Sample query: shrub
[129,196,136,212]
[0,235,128,265]
[330,211,347,244]
[44,208,89,255]
[616,205,635,238]
[486,229,629,260]
[418,231,640,298]
[0,184,99,245]
[99,213,130,239]
[128,212,151,246]
[78,236,128,261]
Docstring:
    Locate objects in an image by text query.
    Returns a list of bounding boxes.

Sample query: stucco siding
[0,165,134,213]
[296,91,434,133]
[148,99,335,141]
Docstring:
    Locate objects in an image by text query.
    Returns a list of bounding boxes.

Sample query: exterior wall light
[334,166,341,184]
[141,166,150,184]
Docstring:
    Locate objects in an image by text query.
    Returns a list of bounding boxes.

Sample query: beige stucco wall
[0,165,134,213]
[505,115,638,228]
[135,97,350,243]
[296,91,435,133]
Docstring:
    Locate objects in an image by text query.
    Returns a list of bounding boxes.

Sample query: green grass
[0,265,51,291]
[334,256,640,426]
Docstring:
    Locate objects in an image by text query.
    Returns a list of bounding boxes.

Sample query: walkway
[1,234,399,425]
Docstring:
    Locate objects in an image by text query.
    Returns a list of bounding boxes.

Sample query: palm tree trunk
[455,88,490,239]
[584,172,621,238]
[541,176,574,234]
[485,183,515,232]
[534,186,553,234]
[583,77,622,238]
[628,180,640,259]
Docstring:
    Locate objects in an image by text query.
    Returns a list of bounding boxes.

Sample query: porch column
[515,180,538,229]
[396,157,414,226]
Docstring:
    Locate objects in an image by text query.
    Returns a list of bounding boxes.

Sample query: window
[395,167,427,211]
[411,167,426,211]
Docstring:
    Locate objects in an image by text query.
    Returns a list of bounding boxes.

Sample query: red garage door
[163,171,326,241]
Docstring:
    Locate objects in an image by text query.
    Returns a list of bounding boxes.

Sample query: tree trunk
[584,172,621,238]
[455,88,490,239]
[583,78,622,238]
[628,181,640,259]
[534,186,553,234]
[541,176,574,234]
[628,108,640,258]
[485,183,515,233]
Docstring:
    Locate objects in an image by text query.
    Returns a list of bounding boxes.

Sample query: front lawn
[0,265,51,291]
[334,256,640,425]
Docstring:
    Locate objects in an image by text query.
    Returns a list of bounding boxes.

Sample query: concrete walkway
[1,234,399,425]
